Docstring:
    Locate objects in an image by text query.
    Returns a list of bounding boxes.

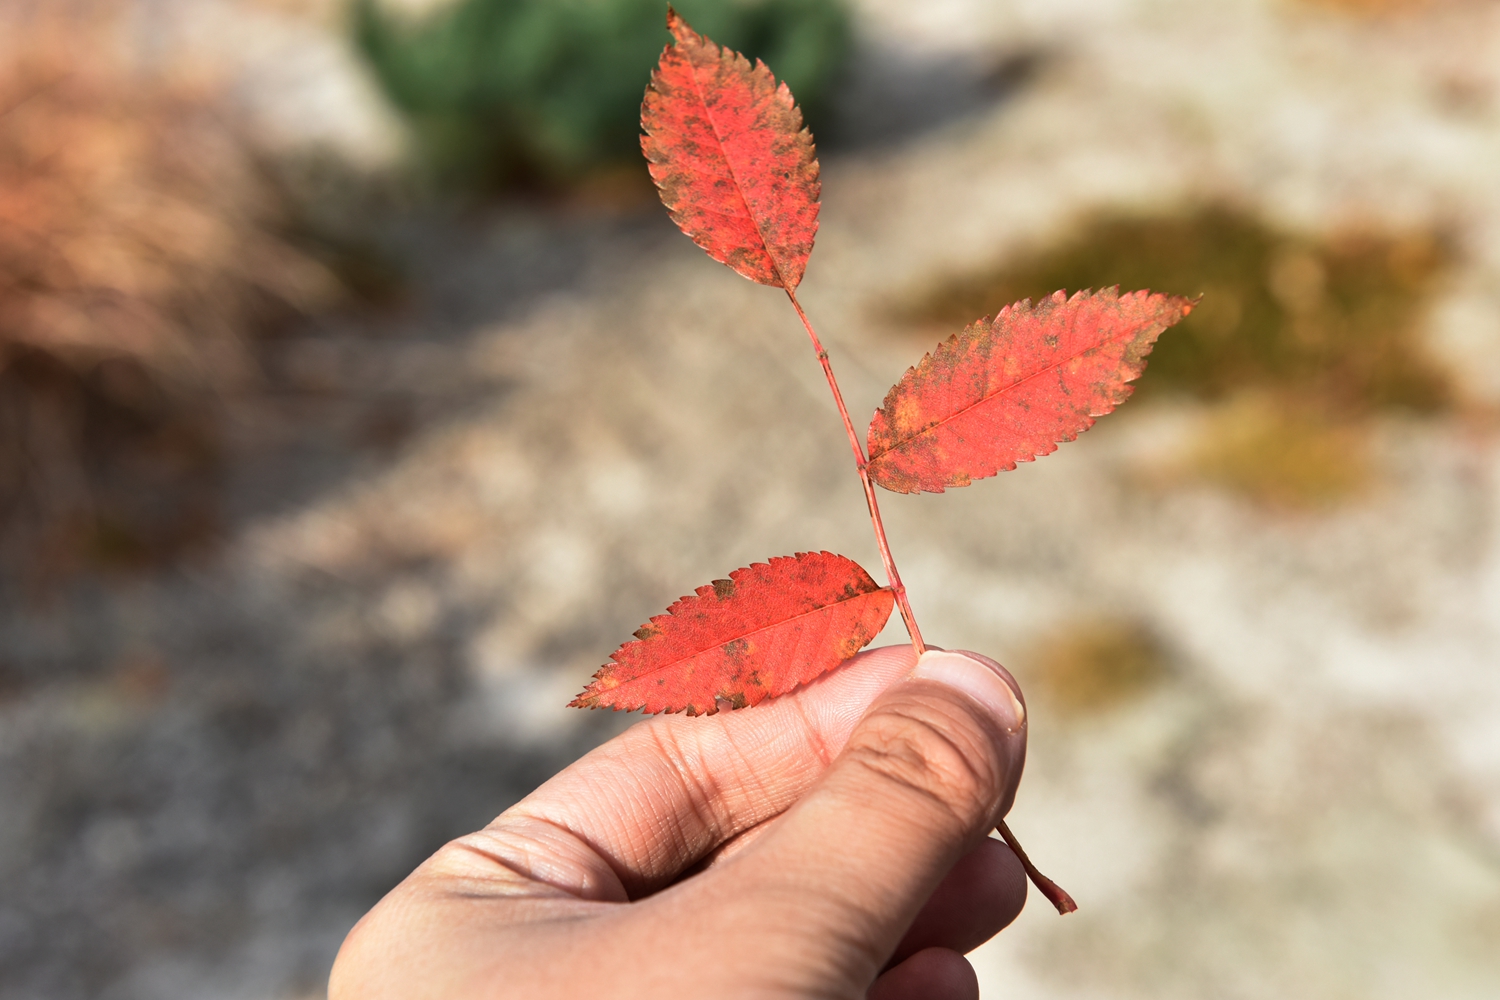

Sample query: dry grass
[0,1,334,578]
[1178,395,1373,510]
[1293,0,1443,16]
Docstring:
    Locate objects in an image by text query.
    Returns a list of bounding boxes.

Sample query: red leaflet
[866,289,1194,494]
[570,552,893,716]
[641,9,820,290]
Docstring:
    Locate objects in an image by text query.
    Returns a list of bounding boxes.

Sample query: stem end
[997,819,1077,916]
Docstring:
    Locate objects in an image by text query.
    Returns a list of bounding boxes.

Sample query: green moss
[353,0,851,190]
[898,205,1454,417]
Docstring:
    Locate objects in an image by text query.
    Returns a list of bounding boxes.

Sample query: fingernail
[909,650,1026,733]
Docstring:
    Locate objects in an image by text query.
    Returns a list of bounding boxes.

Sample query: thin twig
[784,288,924,656]
[997,820,1078,915]
[784,288,1076,915]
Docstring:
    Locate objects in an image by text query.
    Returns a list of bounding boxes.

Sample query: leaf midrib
[679,41,787,286]
[619,585,889,683]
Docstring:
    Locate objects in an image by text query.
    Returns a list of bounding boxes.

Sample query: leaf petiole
[785,288,925,657]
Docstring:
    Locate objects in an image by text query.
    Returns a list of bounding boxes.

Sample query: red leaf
[867,288,1194,494]
[640,9,820,290]
[570,552,894,716]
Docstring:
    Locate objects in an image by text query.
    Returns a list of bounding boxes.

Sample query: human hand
[329,645,1031,1000]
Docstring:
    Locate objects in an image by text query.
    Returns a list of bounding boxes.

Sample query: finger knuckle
[844,699,1002,831]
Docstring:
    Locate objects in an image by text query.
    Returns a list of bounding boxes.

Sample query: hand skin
[329,646,1031,1000]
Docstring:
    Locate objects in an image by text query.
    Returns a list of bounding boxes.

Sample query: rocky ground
[3,0,1500,998]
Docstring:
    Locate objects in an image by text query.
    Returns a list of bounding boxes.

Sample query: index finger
[480,644,923,899]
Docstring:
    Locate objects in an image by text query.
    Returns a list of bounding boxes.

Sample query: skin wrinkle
[695,874,875,996]
[683,676,867,857]
[515,734,717,892]
[810,887,895,993]
[714,716,996,989]
[734,826,967,997]
[849,705,1001,831]
[642,724,732,877]
[784,784,959,949]
[558,659,984,895]
[716,715,789,815]
[793,693,835,769]
[612,765,701,891]
[521,678,857,896]
[487,812,633,901]
[792,881,894,989]
[691,812,781,873]
[439,840,574,899]
[677,895,849,1000]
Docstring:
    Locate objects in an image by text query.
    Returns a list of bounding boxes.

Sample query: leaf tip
[664,5,697,46]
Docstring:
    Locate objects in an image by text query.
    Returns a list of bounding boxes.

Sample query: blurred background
[2,0,1498,996]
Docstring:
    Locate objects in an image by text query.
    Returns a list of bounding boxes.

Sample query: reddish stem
[784,288,925,656]
[783,287,1076,916]
[997,820,1078,915]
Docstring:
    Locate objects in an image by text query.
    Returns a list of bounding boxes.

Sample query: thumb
[699,649,1028,989]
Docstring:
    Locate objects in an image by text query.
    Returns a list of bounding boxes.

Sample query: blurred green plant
[898,205,1453,416]
[353,0,851,190]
